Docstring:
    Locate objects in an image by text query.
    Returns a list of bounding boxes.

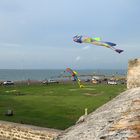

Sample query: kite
[73,35,124,53]
[66,68,84,88]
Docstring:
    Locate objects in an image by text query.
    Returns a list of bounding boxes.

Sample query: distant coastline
[0,69,127,81]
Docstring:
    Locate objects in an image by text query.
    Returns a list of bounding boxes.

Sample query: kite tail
[77,79,85,88]
[105,42,116,46]
[115,49,124,54]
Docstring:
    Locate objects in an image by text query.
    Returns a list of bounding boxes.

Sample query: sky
[0,0,140,69]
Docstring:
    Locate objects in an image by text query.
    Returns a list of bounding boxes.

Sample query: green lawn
[0,83,126,130]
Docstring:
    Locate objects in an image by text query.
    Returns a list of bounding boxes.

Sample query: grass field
[0,83,126,130]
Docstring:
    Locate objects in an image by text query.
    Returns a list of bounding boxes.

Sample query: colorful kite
[73,35,123,53]
[66,68,84,88]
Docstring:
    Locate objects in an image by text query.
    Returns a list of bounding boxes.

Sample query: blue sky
[0,0,140,69]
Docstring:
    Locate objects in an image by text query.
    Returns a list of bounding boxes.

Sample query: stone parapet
[127,58,140,89]
[0,121,62,140]
[56,87,140,140]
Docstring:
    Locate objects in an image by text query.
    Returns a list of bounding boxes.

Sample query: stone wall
[127,58,140,89]
[56,87,140,140]
[0,121,62,140]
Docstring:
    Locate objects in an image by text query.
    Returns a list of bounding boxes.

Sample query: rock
[5,110,13,116]
[76,115,86,124]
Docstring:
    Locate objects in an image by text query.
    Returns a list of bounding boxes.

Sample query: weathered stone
[0,122,62,140]
[127,58,140,89]
[56,87,140,140]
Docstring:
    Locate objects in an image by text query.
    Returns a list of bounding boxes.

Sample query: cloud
[0,1,139,69]
[82,46,90,50]
[0,42,22,47]
[75,56,81,61]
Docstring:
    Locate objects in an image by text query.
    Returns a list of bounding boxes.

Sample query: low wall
[127,58,140,89]
[0,121,62,140]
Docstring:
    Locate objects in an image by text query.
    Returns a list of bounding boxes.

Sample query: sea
[0,69,127,81]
